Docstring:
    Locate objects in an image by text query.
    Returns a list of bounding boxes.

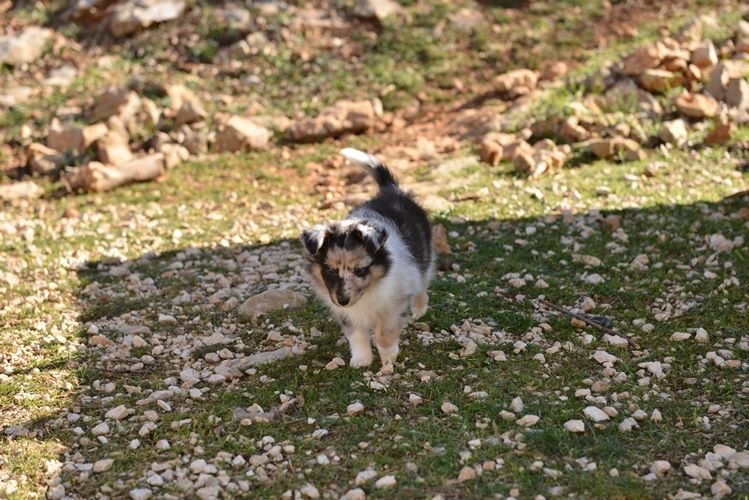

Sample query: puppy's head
[301,220,390,308]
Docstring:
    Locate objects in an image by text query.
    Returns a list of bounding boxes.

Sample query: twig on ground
[537,298,640,349]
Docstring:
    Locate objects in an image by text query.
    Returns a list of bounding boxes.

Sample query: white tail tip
[340,147,377,167]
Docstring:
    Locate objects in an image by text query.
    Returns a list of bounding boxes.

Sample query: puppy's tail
[340,148,398,191]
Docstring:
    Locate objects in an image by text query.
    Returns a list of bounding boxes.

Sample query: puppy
[301,148,434,369]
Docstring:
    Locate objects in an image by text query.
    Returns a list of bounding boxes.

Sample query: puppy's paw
[376,343,399,366]
[349,350,374,368]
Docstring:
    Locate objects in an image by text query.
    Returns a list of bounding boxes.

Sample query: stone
[341,488,366,500]
[374,475,396,489]
[43,65,77,87]
[91,422,110,436]
[658,119,688,146]
[604,78,663,116]
[726,78,749,110]
[458,466,476,482]
[670,331,691,341]
[48,121,108,154]
[286,99,381,142]
[559,117,590,142]
[214,116,272,152]
[93,458,114,473]
[622,43,663,75]
[105,404,129,420]
[479,136,503,166]
[541,60,568,81]
[237,289,307,317]
[711,480,732,498]
[690,41,717,68]
[110,0,187,37]
[705,115,733,145]
[564,419,585,433]
[92,87,142,122]
[651,460,671,477]
[27,143,67,175]
[299,483,320,499]
[97,131,133,166]
[180,368,200,384]
[441,401,458,414]
[355,469,377,486]
[0,181,45,202]
[585,137,644,161]
[160,143,190,169]
[353,0,402,21]
[639,69,684,93]
[129,488,152,500]
[516,414,540,427]
[347,402,365,416]
[510,397,524,413]
[618,417,639,432]
[0,27,52,66]
[683,464,711,480]
[175,98,207,126]
[494,69,538,99]
[583,406,609,422]
[674,92,719,118]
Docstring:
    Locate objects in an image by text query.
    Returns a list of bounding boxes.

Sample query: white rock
[516,415,540,427]
[355,469,377,485]
[711,480,732,498]
[408,393,423,405]
[618,417,639,432]
[650,460,671,477]
[583,406,610,422]
[695,328,709,343]
[93,458,114,473]
[347,402,364,416]
[671,332,691,341]
[564,419,585,433]
[180,368,200,383]
[441,401,458,414]
[713,444,736,460]
[340,488,366,500]
[650,409,663,422]
[299,483,320,498]
[0,27,52,66]
[105,404,129,420]
[129,488,152,500]
[592,351,618,365]
[374,475,396,489]
[91,422,110,436]
[458,465,476,482]
[729,451,749,468]
[683,463,711,480]
[510,397,524,413]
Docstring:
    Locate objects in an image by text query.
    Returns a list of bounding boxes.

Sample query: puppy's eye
[323,266,338,278]
[353,266,368,277]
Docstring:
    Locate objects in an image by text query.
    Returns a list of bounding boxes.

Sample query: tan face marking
[324,246,371,271]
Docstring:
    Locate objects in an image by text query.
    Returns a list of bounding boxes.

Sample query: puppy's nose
[337,296,350,306]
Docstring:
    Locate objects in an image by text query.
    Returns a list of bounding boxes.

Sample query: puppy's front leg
[374,314,406,367]
[342,321,373,368]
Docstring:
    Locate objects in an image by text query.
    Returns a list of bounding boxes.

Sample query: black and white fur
[301,148,434,369]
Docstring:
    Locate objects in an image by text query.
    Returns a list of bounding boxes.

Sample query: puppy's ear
[357,221,388,252]
[301,226,326,256]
